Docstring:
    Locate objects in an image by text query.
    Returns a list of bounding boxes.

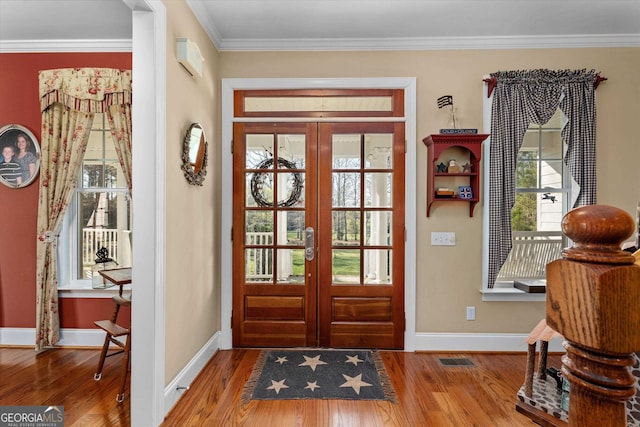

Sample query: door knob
[305,227,315,261]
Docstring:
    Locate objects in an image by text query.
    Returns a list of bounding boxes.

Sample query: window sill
[480,282,547,302]
[58,282,131,299]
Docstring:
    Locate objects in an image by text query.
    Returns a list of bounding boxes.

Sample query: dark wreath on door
[250,157,304,207]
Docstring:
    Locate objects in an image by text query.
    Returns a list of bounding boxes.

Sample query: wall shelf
[423,133,489,217]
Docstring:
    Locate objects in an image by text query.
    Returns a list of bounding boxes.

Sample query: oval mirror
[181,123,207,185]
[0,124,41,189]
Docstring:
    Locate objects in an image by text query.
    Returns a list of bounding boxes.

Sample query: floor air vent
[438,357,475,367]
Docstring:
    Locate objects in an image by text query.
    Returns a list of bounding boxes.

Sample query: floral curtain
[107,103,133,193]
[35,68,132,351]
[487,69,598,289]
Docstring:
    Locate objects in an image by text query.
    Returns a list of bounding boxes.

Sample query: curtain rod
[482,74,607,98]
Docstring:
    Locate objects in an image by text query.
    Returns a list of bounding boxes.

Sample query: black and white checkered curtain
[487,69,598,288]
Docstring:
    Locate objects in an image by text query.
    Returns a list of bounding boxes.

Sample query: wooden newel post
[546,205,640,427]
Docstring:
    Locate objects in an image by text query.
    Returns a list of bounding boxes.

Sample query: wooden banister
[546,204,640,426]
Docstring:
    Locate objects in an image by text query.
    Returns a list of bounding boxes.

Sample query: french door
[232,121,405,349]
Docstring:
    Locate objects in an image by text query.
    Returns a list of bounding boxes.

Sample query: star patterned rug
[241,349,396,403]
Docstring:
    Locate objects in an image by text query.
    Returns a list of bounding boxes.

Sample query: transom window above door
[235,89,404,118]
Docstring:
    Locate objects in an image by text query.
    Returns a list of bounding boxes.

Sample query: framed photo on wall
[0,124,41,188]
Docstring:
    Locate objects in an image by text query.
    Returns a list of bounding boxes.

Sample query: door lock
[305,227,315,261]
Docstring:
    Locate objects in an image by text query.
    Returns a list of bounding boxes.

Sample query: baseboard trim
[0,327,108,347]
[0,328,34,346]
[1,328,564,353]
[414,332,564,353]
[163,332,221,417]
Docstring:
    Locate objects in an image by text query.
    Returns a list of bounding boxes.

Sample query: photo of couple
[0,124,40,188]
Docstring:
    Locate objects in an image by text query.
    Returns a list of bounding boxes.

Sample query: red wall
[0,53,132,329]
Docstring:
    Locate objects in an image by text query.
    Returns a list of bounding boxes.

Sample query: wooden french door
[232,121,404,349]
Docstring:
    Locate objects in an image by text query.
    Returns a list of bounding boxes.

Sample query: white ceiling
[0,1,132,42]
[1,0,639,51]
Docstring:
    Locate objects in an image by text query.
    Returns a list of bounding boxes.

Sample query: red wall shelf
[423,133,489,217]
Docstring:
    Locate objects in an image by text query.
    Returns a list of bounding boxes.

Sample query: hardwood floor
[0,347,129,426]
[0,347,560,426]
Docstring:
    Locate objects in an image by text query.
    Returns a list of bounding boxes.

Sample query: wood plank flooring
[0,347,560,426]
[0,347,129,426]
[162,349,558,426]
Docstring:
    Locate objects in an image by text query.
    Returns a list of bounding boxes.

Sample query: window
[495,110,567,283]
[482,70,598,300]
[59,113,132,288]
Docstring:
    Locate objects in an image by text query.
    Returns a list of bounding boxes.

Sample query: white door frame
[127,0,166,424]
[220,78,417,351]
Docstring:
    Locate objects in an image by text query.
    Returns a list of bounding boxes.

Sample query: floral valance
[39,68,132,113]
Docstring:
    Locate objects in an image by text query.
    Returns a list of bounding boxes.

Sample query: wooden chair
[516,319,567,425]
[93,294,131,403]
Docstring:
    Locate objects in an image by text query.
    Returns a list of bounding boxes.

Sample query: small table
[98,267,132,296]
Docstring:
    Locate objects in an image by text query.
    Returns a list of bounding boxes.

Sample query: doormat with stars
[241,349,396,403]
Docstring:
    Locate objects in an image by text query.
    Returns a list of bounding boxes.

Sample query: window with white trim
[482,70,599,300]
[495,110,568,284]
[59,113,132,288]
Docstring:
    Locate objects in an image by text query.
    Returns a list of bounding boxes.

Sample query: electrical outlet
[466,306,476,321]
[431,232,456,246]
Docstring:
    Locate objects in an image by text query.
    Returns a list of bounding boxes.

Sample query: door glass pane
[277,211,305,245]
[364,173,392,207]
[277,134,306,169]
[364,249,392,284]
[333,135,360,169]
[332,249,360,284]
[276,249,304,284]
[245,211,273,243]
[245,248,273,283]
[365,211,391,246]
[276,171,305,207]
[246,134,274,169]
[332,211,360,246]
[332,173,360,207]
[247,172,273,207]
[364,134,393,169]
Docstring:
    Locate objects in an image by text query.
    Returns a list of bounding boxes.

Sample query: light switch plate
[431,232,456,246]
[466,306,476,321]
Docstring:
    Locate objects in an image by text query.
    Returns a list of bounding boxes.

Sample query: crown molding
[216,33,640,52]
[2,33,637,55]
[0,39,132,53]
[186,0,223,49]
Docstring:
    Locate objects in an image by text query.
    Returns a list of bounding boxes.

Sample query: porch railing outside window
[81,228,132,279]
[246,232,274,281]
[497,231,563,281]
